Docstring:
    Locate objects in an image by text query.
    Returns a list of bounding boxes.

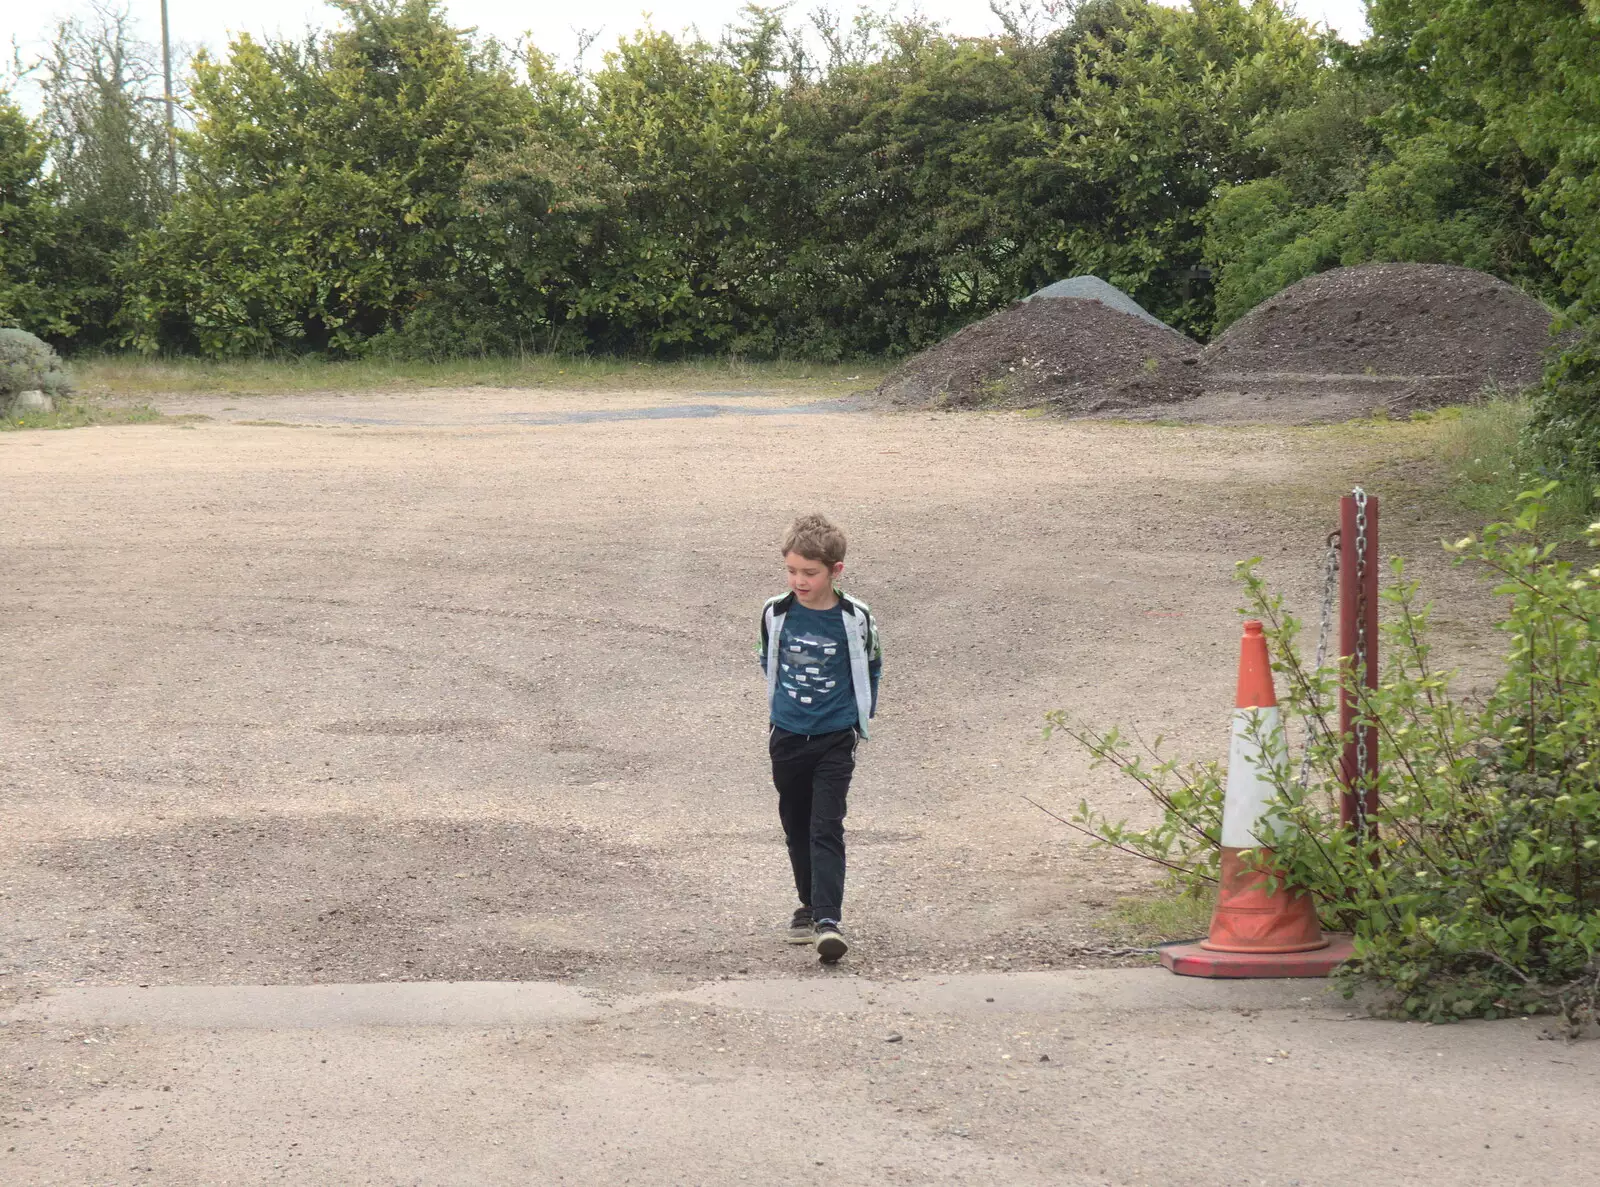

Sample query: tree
[123,0,537,355]
[430,1,1339,358]
[770,18,1057,356]
[0,94,69,338]
[1390,0,1600,317]
[1206,134,1517,328]
[576,24,792,353]
[1045,0,1328,335]
[1205,0,1600,331]
[33,3,174,347]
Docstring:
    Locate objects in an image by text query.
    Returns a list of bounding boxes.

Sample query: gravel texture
[0,387,1543,1185]
[874,299,1200,414]
[0,387,1499,1000]
[1202,263,1567,403]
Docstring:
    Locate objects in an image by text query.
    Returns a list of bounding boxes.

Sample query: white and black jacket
[758,590,883,739]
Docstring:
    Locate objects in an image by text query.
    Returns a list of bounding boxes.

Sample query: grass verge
[1,400,167,431]
[73,354,890,397]
[1424,398,1592,539]
[1275,397,1592,543]
[1097,892,1213,945]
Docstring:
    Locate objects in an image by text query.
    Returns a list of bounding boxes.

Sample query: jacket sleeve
[757,607,770,673]
[867,613,882,716]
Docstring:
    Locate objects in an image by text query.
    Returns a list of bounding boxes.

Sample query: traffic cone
[1161,620,1354,978]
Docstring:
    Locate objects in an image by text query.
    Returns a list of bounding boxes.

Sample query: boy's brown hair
[782,513,847,568]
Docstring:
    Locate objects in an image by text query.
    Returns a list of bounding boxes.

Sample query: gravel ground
[0,387,1501,999]
[0,387,1553,1183]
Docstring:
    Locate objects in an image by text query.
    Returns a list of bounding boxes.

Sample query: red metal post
[1338,492,1380,833]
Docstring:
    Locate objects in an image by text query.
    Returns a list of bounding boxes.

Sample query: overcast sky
[4,0,1371,101]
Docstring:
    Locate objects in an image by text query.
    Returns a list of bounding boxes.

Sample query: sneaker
[786,907,816,944]
[815,922,849,963]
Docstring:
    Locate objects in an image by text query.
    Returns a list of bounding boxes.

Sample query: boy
[758,514,882,963]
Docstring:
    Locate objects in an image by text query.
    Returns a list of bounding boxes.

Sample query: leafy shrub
[0,98,76,342]
[1205,135,1514,331]
[1049,489,1600,1029]
[120,0,539,357]
[0,327,74,397]
[1524,319,1600,500]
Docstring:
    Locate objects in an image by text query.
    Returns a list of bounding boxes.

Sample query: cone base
[1199,935,1329,955]
[1201,847,1328,954]
[1160,934,1356,979]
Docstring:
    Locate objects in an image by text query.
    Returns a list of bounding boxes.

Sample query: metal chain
[1297,532,1340,792]
[1352,486,1371,824]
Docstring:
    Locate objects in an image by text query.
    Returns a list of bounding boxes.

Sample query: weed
[1433,397,1590,537]
[1099,892,1213,944]
[977,374,1015,403]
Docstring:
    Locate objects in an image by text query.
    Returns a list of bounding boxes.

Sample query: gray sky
[4,0,1371,99]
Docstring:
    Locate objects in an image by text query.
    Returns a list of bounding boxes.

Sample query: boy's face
[785,551,844,608]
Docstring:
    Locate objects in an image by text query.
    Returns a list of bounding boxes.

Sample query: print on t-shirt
[780,629,846,710]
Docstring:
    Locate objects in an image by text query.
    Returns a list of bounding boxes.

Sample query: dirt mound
[1203,263,1564,400]
[1025,275,1172,331]
[875,298,1200,414]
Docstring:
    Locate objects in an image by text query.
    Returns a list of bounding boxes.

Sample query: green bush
[121,0,540,357]
[1049,489,1600,1029]
[0,327,74,398]
[1205,135,1515,331]
[0,97,76,341]
[1525,319,1600,498]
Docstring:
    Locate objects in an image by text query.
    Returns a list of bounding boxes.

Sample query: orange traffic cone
[1161,620,1354,978]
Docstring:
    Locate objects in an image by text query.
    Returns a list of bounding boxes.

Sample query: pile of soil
[875,297,1200,414]
[1203,263,1565,403]
[1025,275,1172,331]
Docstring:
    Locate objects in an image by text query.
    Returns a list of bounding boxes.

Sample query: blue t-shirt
[771,602,859,735]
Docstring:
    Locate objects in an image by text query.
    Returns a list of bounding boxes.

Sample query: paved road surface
[5,969,1593,1184]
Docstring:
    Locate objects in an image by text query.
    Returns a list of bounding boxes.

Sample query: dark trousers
[770,725,857,924]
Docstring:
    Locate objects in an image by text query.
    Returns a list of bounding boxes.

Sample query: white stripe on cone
[1220,706,1285,849]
